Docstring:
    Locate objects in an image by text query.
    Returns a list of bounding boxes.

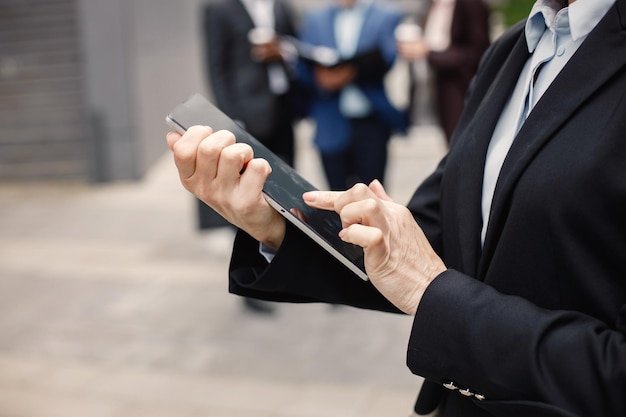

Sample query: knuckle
[222,142,249,156]
[187,125,211,135]
[197,137,217,157]
[362,198,379,213]
[352,182,370,194]
[247,158,271,175]
[213,129,236,144]
[221,143,252,166]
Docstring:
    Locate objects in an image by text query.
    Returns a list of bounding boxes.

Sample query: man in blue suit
[297,0,408,191]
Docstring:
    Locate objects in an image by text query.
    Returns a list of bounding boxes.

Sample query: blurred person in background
[200,0,301,314]
[397,0,491,144]
[296,0,408,191]
[203,0,301,166]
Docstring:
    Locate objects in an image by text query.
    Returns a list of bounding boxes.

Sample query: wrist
[412,266,446,315]
[257,212,286,251]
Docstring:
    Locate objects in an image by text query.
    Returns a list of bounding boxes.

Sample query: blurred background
[0,0,535,183]
[0,0,532,416]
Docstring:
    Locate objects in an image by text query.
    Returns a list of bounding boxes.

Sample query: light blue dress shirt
[334,0,373,118]
[480,0,615,244]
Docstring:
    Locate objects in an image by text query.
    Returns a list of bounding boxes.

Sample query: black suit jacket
[228,2,626,416]
[203,0,297,139]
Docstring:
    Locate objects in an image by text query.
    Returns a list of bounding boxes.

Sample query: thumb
[166,131,183,151]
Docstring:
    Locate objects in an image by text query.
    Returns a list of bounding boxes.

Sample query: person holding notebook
[295,0,408,191]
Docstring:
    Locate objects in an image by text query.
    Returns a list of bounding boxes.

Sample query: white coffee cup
[394,22,422,43]
[247,27,276,46]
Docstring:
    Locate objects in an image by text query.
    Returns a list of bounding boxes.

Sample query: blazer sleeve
[408,269,626,417]
[228,223,400,313]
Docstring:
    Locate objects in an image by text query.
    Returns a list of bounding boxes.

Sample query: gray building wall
[0,0,89,180]
[0,0,428,183]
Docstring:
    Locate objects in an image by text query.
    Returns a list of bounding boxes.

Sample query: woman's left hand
[303,180,446,315]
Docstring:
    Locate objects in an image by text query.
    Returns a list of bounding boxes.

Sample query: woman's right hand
[166,126,286,250]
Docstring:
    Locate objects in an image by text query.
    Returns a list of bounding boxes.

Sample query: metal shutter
[0,0,88,180]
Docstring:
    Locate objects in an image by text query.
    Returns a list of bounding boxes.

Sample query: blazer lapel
[235,0,255,30]
[273,0,290,34]
[321,8,339,49]
[479,2,626,275]
[355,3,375,51]
[450,29,530,277]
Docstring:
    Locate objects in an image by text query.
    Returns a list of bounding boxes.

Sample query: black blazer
[203,0,297,139]
[228,2,626,416]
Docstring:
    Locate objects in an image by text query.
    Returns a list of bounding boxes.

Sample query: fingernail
[303,192,316,202]
[338,228,346,239]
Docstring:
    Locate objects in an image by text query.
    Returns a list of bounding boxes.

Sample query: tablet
[166,94,368,280]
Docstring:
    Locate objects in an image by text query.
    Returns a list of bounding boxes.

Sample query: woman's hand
[166,126,286,250]
[304,180,446,315]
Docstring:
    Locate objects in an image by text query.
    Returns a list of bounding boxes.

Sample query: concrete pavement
[0,123,448,417]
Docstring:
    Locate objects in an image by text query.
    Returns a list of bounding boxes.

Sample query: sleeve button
[459,388,474,397]
[443,381,458,391]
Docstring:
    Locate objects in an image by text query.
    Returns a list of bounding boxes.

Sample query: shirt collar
[525,0,616,52]
[241,0,274,11]
[569,0,615,41]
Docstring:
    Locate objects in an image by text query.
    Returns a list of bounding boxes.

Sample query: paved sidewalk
[0,124,447,417]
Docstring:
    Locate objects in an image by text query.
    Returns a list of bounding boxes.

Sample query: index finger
[170,125,214,180]
[303,190,344,211]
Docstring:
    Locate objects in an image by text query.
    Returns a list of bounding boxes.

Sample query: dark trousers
[320,116,390,191]
[255,94,296,167]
